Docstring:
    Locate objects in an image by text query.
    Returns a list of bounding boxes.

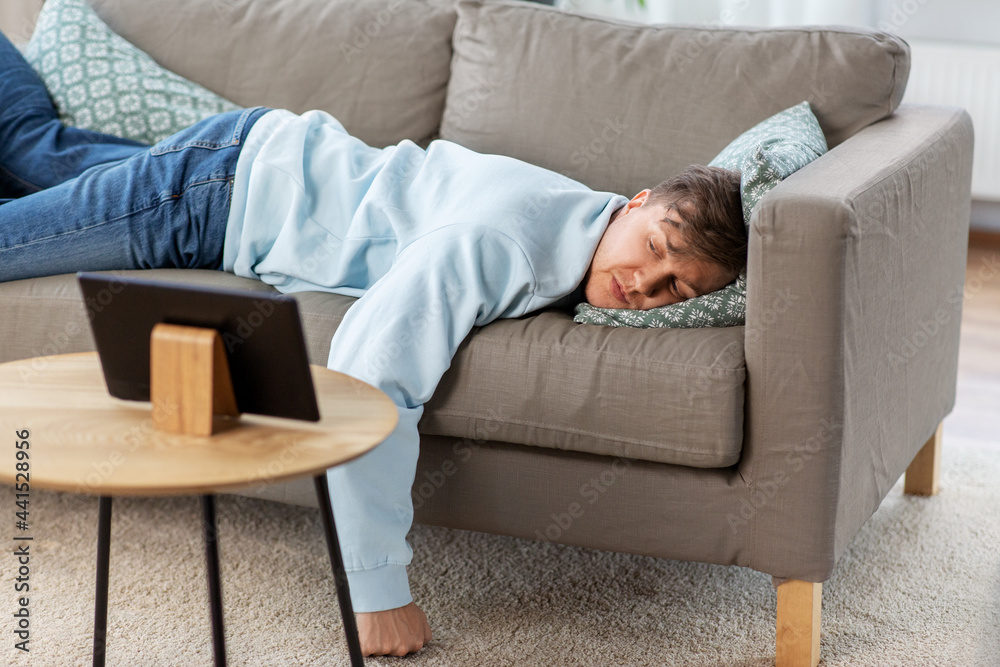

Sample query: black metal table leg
[202,494,227,667]
[93,496,113,667]
[314,474,365,666]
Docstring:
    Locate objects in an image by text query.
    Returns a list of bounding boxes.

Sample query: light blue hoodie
[223,108,626,611]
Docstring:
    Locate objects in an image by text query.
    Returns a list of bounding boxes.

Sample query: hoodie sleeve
[320,224,536,611]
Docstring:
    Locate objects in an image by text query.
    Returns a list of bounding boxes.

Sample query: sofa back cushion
[86,0,458,147]
[442,0,910,196]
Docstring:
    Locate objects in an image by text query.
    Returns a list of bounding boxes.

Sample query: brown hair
[645,165,745,278]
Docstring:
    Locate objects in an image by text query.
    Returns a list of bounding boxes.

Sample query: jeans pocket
[149,107,264,156]
[149,133,239,156]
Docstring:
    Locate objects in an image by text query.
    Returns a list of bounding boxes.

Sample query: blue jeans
[0,32,270,282]
[0,35,418,614]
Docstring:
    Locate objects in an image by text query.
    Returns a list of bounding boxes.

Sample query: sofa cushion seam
[422,410,739,457]
[465,336,746,373]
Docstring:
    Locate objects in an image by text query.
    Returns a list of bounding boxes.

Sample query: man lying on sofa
[0,34,746,656]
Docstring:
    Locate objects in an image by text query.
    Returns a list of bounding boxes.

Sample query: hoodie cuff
[345,563,413,613]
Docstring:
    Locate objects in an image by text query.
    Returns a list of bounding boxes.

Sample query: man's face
[583,190,736,310]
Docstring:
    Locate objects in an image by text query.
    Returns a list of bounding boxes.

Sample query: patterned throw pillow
[24,0,240,146]
[573,101,828,328]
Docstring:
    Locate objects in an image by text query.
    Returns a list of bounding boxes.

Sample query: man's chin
[582,287,606,309]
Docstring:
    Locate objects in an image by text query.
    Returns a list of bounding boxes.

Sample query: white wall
[872,0,1000,46]
[559,0,876,26]
[561,0,995,39]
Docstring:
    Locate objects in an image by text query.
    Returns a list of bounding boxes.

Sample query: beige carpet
[2,436,998,666]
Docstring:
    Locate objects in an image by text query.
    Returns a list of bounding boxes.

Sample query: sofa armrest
[739,104,974,580]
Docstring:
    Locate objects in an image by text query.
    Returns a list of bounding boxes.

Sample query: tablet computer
[77,272,320,422]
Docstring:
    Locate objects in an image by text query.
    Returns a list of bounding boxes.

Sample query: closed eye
[648,238,659,257]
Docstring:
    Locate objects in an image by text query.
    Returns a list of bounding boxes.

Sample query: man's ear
[622,189,651,215]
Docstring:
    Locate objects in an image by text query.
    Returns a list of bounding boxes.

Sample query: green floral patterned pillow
[24,0,239,146]
[573,101,827,328]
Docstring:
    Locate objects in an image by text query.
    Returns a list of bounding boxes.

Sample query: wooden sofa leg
[776,580,821,667]
[904,423,942,496]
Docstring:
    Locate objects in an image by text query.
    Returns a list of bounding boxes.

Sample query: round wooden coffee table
[0,352,398,667]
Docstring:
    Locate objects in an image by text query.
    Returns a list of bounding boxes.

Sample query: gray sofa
[1,0,973,664]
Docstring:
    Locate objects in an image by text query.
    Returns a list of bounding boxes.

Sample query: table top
[0,353,398,496]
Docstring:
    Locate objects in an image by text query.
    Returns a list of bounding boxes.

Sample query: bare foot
[356,601,432,656]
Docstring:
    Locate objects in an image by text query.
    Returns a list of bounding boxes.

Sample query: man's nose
[634,265,669,296]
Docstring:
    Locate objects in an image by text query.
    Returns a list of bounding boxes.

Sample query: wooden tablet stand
[150,323,241,436]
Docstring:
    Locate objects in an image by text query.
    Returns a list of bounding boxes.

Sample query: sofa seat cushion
[0,269,746,468]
